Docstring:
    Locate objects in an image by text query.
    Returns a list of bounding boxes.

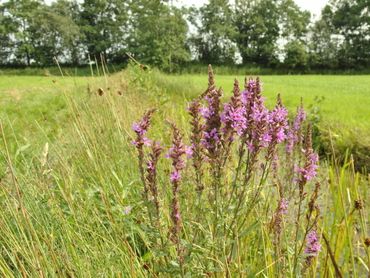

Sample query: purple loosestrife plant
[242,78,270,156]
[293,125,320,274]
[297,125,319,186]
[271,198,289,239]
[241,78,257,141]
[304,230,321,262]
[201,66,222,159]
[168,123,186,265]
[146,141,163,218]
[132,109,156,200]
[188,99,205,193]
[266,94,289,160]
[286,101,306,155]
[221,79,246,141]
[130,67,325,276]
[286,101,307,191]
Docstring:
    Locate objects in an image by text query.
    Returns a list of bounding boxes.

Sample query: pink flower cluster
[201,90,222,154]
[278,198,289,215]
[132,109,156,147]
[268,98,289,144]
[167,126,186,183]
[221,79,246,139]
[304,230,321,257]
[298,152,319,182]
[286,104,306,154]
[221,104,246,137]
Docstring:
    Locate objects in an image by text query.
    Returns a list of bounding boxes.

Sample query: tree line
[0,0,369,71]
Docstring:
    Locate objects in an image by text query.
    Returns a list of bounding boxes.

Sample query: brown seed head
[365,238,370,247]
[97,88,104,96]
[208,64,215,89]
[354,199,364,210]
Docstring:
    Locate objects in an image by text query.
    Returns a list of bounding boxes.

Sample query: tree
[308,5,340,69]
[128,0,190,71]
[279,0,310,69]
[50,0,83,64]
[0,0,82,65]
[0,0,42,65]
[331,0,370,68]
[284,40,308,69]
[0,3,17,64]
[279,0,311,41]
[30,5,81,65]
[234,0,280,66]
[80,0,129,62]
[308,0,369,69]
[189,0,237,64]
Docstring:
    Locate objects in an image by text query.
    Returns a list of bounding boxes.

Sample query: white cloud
[294,0,328,18]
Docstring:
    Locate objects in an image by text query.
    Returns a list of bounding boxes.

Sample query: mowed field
[162,74,370,129]
[2,73,370,126]
[1,73,370,144]
[2,74,370,118]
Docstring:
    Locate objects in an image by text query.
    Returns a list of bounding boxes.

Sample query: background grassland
[154,73,370,128]
[0,69,369,276]
[2,73,370,128]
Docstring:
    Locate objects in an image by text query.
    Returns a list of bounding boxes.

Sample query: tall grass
[0,66,368,276]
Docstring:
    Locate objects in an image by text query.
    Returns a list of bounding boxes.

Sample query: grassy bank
[0,68,369,276]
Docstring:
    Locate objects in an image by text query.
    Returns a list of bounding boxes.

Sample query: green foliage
[234,0,280,66]
[284,40,308,69]
[279,0,311,40]
[80,0,128,61]
[309,6,340,69]
[128,1,190,72]
[0,0,368,71]
[309,0,370,69]
[332,0,370,68]
[189,0,237,64]
[0,0,81,65]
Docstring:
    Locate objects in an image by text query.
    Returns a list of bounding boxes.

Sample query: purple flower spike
[299,152,319,181]
[132,109,156,201]
[296,126,319,184]
[221,79,247,140]
[286,103,306,154]
[170,170,181,183]
[201,66,222,157]
[168,123,186,249]
[279,198,288,215]
[268,96,288,144]
[132,109,156,148]
[305,230,321,257]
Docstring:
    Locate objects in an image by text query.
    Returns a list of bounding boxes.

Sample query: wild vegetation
[0,0,369,71]
[0,64,369,276]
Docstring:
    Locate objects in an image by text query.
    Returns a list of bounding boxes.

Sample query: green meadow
[2,73,370,128]
[1,72,370,167]
[167,74,370,127]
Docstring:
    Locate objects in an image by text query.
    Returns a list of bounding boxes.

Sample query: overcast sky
[176,0,328,18]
